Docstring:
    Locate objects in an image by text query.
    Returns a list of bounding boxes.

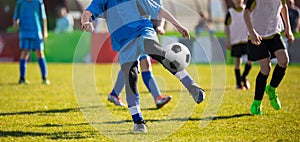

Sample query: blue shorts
[20,38,44,51]
[118,33,158,66]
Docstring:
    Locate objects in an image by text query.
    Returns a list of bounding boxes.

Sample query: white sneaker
[186,83,205,104]
[107,94,125,106]
[155,95,172,109]
[133,120,147,133]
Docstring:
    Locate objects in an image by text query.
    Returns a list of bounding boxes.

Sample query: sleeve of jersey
[86,0,105,20]
[245,0,255,11]
[224,11,231,26]
[40,2,47,19]
[138,0,162,18]
[13,1,20,20]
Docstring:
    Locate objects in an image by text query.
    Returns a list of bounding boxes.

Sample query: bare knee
[259,58,271,75]
[35,50,44,58]
[140,58,151,72]
[20,49,30,59]
[277,55,289,67]
[275,49,289,67]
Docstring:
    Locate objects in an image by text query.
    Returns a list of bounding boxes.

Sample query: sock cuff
[275,64,287,70]
[175,70,189,80]
[234,69,241,74]
[20,59,26,62]
[253,100,262,105]
[38,57,44,59]
[258,71,268,79]
[142,71,152,77]
[246,63,252,67]
[110,90,119,96]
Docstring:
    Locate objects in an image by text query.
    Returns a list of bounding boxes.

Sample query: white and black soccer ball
[162,42,191,72]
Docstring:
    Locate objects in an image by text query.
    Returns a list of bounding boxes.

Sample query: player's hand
[177,26,190,40]
[285,30,295,43]
[13,20,19,31]
[226,40,231,50]
[43,32,48,41]
[250,31,262,46]
[155,26,165,35]
[81,22,94,32]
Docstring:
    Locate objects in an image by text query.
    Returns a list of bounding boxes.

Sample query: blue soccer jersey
[86,0,162,51]
[13,0,47,40]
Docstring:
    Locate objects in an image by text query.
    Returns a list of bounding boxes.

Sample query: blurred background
[0,0,299,63]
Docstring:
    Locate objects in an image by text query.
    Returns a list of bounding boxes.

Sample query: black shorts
[231,43,248,58]
[247,34,286,61]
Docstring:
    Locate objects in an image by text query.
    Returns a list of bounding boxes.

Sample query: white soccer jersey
[228,6,248,45]
[249,0,284,37]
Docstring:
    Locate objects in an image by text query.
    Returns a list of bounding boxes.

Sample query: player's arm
[243,0,262,45]
[155,18,166,35]
[13,19,19,30]
[158,8,190,39]
[81,11,95,32]
[281,1,294,43]
[43,19,48,40]
[39,1,48,40]
[224,11,231,49]
[13,2,20,30]
[297,12,300,33]
[153,0,165,35]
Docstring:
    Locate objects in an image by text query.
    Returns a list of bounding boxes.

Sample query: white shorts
[118,33,158,66]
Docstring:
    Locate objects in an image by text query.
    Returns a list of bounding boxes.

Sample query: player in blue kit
[13,0,50,85]
[81,0,205,132]
[244,0,294,115]
[107,5,172,109]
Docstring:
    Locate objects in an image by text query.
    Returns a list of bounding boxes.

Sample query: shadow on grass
[0,108,80,116]
[101,113,252,124]
[138,88,228,94]
[0,106,101,116]
[0,82,20,86]
[0,130,97,140]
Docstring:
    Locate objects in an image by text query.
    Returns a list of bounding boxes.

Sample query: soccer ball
[162,42,191,72]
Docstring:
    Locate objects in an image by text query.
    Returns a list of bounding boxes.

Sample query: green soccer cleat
[265,85,281,110]
[250,100,263,115]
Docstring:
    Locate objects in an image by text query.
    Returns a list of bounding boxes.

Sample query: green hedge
[31,30,91,62]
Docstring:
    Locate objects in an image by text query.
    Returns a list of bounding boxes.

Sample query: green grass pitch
[0,63,299,141]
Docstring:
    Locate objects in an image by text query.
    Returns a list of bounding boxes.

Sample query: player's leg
[143,38,205,104]
[35,50,50,85]
[122,61,146,132]
[231,44,246,90]
[19,48,30,84]
[139,55,172,109]
[270,49,289,87]
[265,49,289,110]
[241,60,252,90]
[241,43,252,90]
[234,57,243,89]
[265,35,288,110]
[247,39,271,115]
[107,70,126,106]
[34,38,50,85]
[250,58,271,115]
